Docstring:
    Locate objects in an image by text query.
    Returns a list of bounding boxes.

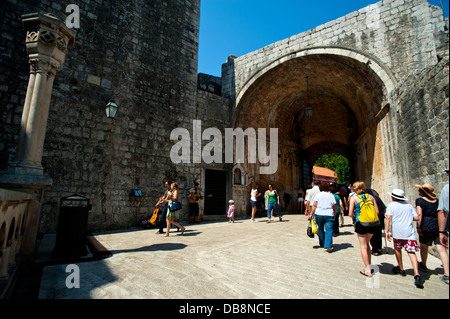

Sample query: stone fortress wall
[222,0,448,208]
[0,0,448,231]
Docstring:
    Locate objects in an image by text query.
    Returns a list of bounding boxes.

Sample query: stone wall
[388,56,449,202]
[220,0,448,209]
[1,0,202,231]
[1,0,448,233]
[223,0,447,107]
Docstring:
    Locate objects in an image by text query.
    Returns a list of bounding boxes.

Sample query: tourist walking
[265,184,282,223]
[297,187,305,214]
[348,181,380,277]
[367,188,386,256]
[162,182,185,237]
[305,181,320,216]
[414,183,449,277]
[250,183,260,222]
[437,169,449,284]
[331,184,344,235]
[385,188,423,288]
[227,200,235,223]
[339,185,350,221]
[155,180,172,234]
[348,184,357,224]
[310,182,337,252]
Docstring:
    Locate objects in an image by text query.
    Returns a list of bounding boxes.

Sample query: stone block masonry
[1,0,203,231]
[222,0,447,105]
[389,56,449,201]
[0,0,448,233]
[221,0,448,207]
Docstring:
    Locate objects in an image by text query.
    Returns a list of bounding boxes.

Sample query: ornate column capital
[22,13,76,74]
[3,13,76,177]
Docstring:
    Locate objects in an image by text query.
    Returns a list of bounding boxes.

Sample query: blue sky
[198,0,449,77]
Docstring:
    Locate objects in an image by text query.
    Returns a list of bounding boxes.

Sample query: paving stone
[38,214,449,300]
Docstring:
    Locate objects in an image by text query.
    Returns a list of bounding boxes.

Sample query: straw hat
[414,183,437,200]
[228,200,234,204]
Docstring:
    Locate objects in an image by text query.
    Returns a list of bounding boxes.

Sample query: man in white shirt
[305,181,320,216]
[385,188,423,288]
[437,169,449,284]
[438,169,449,247]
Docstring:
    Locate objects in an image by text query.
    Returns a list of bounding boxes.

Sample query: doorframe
[201,168,229,218]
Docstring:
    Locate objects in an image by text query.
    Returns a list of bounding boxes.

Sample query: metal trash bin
[52,194,92,259]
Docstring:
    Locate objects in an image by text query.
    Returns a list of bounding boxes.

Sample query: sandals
[162,227,185,237]
[371,251,381,256]
[360,269,374,277]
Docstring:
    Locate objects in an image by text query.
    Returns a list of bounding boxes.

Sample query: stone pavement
[38,214,449,299]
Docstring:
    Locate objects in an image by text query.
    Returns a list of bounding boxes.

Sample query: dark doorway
[204,169,227,215]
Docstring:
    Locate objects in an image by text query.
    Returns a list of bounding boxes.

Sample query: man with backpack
[385,188,423,289]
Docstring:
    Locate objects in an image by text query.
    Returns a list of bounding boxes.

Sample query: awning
[313,176,338,183]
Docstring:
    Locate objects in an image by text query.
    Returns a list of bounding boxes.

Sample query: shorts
[419,231,441,246]
[393,238,419,253]
[355,221,379,235]
[166,209,179,220]
[250,200,257,208]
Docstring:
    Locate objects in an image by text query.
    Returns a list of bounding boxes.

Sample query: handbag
[307,223,314,238]
[311,217,318,234]
[169,201,182,212]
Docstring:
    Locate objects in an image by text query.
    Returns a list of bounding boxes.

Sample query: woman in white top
[250,182,260,222]
[309,182,337,252]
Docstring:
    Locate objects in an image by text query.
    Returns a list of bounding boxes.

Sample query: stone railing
[0,188,33,282]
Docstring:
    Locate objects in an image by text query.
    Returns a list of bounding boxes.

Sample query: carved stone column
[0,13,75,263]
[7,13,75,177]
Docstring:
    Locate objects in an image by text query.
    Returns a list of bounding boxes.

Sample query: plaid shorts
[393,238,419,252]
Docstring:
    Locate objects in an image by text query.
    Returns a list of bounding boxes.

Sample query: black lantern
[305,104,313,118]
[105,98,118,118]
[305,76,313,118]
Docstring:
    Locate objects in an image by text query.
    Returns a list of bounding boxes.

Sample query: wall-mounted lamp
[305,76,313,118]
[305,104,313,118]
[105,98,118,118]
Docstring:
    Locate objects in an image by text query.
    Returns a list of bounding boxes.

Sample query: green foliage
[315,153,350,184]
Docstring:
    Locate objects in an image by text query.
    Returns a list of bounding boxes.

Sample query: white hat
[389,188,407,201]
[228,200,234,204]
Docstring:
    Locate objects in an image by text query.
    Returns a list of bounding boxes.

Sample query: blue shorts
[250,200,257,207]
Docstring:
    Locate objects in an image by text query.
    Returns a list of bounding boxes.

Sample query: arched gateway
[230,48,395,212]
[0,0,447,230]
[223,0,448,214]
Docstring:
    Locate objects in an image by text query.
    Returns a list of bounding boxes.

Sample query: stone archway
[231,49,394,211]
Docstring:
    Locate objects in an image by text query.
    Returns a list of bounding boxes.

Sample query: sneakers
[440,275,449,284]
[392,266,406,276]
[418,261,428,273]
[414,275,424,289]
[393,266,424,288]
